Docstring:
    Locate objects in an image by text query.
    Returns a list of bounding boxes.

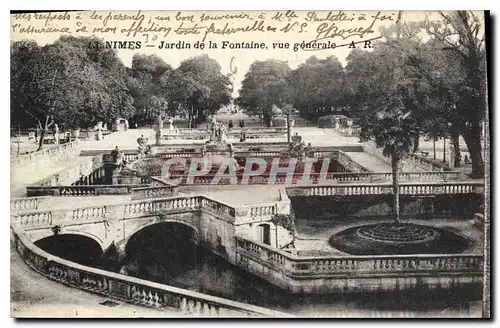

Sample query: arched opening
[34,234,103,267]
[258,223,271,245]
[122,222,199,283]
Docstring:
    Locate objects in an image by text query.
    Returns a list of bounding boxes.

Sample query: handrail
[26,184,149,197]
[286,181,484,197]
[157,172,470,186]
[235,237,484,278]
[11,196,51,212]
[11,226,289,317]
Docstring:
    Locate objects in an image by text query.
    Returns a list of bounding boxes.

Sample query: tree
[288,56,345,120]
[424,11,486,177]
[346,42,420,224]
[11,36,134,149]
[360,109,419,224]
[173,55,232,128]
[237,60,292,127]
[128,54,172,125]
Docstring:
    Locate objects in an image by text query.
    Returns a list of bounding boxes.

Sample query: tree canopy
[11,37,233,136]
[237,60,292,126]
[11,36,134,132]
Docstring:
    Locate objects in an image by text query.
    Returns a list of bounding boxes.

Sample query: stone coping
[11,226,290,318]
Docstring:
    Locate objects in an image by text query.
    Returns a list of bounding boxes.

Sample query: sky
[10,10,485,96]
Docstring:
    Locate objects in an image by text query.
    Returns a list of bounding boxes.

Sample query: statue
[137,134,149,158]
[448,144,456,169]
[96,121,103,141]
[96,125,103,141]
[209,116,217,141]
[110,146,123,166]
[218,123,227,142]
[54,124,59,145]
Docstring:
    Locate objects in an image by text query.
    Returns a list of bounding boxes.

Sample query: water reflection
[118,244,482,317]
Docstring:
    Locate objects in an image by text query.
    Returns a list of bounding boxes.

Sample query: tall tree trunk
[433,136,436,159]
[461,123,484,178]
[451,130,460,167]
[391,153,401,225]
[263,111,271,127]
[412,134,420,153]
[36,129,46,151]
[286,112,291,143]
[442,138,446,163]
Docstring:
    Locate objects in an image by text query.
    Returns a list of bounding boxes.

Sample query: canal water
[117,229,483,318]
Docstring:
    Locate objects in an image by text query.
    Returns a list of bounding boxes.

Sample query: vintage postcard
[10,10,490,318]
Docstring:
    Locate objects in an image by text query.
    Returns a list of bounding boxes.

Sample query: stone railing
[162,170,464,187]
[236,237,483,279]
[72,205,107,222]
[122,195,237,222]
[408,153,451,172]
[12,195,238,230]
[335,151,371,173]
[11,196,49,213]
[131,186,179,200]
[199,197,236,220]
[11,227,288,317]
[11,141,82,186]
[287,181,485,197]
[157,152,202,159]
[11,140,81,168]
[26,184,148,197]
[15,210,53,228]
[318,171,463,183]
[123,196,201,217]
[32,153,105,187]
[102,153,140,164]
[238,203,278,218]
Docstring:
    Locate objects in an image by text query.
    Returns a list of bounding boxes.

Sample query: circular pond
[329,222,470,255]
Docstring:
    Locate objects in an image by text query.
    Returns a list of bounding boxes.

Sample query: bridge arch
[122,220,200,274]
[34,233,104,267]
[123,218,200,249]
[28,228,107,251]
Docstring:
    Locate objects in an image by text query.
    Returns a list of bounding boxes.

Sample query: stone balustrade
[102,153,140,164]
[11,141,81,169]
[13,195,237,230]
[240,203,277,218]
[162,171,465,187]
[123,196,227,219]
[26,184,148,197]
[15,210,53,228]
[200,197,236,219]
[131,186,179,200]
[33,153,105,187]
[11,227,288,317]
[236,237,483,279]
[336,151,371,173]
[157,152,202,159]
[72,206,107,222]
[11,196,49,213]
[287,181,484,197]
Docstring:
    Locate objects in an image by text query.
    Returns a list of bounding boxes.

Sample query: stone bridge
[13,194,292,260]
[10,180,485,315]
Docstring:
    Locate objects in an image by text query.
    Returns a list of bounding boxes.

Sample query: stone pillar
[155,115,163,146]
[54,124,60,145]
